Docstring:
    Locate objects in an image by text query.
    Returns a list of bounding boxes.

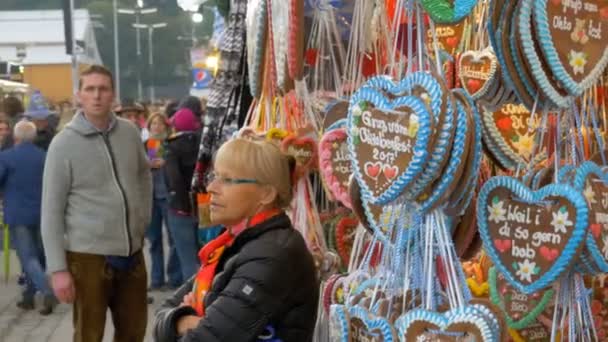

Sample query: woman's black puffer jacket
[164,131,200,214]
[154,213,320,342]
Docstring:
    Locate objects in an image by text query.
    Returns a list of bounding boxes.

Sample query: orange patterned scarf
[191,209,281,316]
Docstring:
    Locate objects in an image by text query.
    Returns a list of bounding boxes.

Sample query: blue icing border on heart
[508,6,538,104]
[492,1,535,111]
[480,106,520,170]
[558,164,577,184]
[477,176,588,294]
[518,0,571,109]
[395,308,495,341]
[533,0,608,97]
[329,304,349,342]
[347,86,433,205]
[572,161,608,273]
[349,306,395,342]
[447,89,483,213]
[418,92,466,213]
[447,305,500,341]
[327,119,347,131]
[399,72,455,201]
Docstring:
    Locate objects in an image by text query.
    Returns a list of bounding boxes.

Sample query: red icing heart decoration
[281,135,318,176]
[494,239,512,253]
[364,161,382,180]
[539,246,559,261]
[319,128,352,208]
[383,165,399,181]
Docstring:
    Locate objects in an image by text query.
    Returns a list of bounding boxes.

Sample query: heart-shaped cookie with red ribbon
[477,176,588,294]
[281,134,318,175]
[459,48,499,100]
[348,87,434,204]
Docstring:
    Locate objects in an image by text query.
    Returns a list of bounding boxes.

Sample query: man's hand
[51,271,75,303]
[176,315,202,336]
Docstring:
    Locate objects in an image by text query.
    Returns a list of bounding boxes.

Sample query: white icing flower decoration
[352,106,362,117]
[513,133,535,158]
[584,184,597,205]
[551,209,573,234]
[568,50,587,75]
[351,126,360,137]
[488,200,507,223]
[516,259,536,283]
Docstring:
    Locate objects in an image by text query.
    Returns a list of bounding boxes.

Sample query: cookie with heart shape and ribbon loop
[477,176,589,294]
[347,86,434,205]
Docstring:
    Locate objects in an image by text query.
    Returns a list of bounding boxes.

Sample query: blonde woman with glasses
[154,137,319,342]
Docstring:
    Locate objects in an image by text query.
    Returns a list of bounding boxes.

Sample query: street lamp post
[118,3,157,101]
[133,22,167,103]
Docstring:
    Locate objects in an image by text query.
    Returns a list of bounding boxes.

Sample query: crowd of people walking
[0,65,319,341]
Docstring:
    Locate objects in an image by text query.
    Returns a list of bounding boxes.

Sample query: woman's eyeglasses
[206,172,259,185]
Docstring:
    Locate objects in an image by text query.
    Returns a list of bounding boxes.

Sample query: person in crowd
[115,101,149,140]
[0,121,58,315]
[164,99,179,119]
[154,137,319,341]
[0,118,12,151]
[23,91,58,151]
[2,96,24,128]
[164,108,202,282]
[178,96,204,119]
[145,113,182,290]
[41,65,152,342]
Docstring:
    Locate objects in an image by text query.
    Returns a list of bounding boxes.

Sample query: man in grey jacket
[41,65,153,342]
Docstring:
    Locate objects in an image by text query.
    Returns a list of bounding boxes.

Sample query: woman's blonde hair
[146,112,168,130]
[214,137,295,208]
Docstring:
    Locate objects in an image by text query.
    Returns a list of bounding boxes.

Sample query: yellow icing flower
[408,119,419,138]
[569,50,587,75]
[513,133,534,158]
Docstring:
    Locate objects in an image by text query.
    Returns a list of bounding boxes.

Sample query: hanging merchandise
[192,0,250,192]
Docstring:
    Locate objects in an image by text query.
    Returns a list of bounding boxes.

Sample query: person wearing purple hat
[23,90,58,151]
[164,108,202,281]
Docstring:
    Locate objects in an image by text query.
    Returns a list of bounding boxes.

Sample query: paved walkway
[0,249,174,342]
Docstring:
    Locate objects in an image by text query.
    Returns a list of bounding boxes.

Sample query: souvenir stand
[218,0,608,340]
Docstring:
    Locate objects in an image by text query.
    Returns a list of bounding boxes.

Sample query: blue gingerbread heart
[347,86,434,205]
[477,176,588,294]
[572,161,608,273]
[395,307,495,341]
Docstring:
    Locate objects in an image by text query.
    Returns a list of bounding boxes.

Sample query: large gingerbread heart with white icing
[348,87,433,205]
[477,176,588,294]
[534,0,608,96]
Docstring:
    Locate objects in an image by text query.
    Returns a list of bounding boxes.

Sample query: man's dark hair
[2,96,24,117]
[79,64,115,90]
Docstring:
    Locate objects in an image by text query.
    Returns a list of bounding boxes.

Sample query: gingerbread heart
[395,308,495,341]
[281,134,318,174]
[481,102,547,170]
[348,87,433,204]
[534,0,608,96]
[573,161,608,273]
[349,306,396,341]
[323,100,350,132]
[489,267,555,330]
[459,48,499,100]
[335,217,359,267]
[427,22,465,55]
[477,176,588,294]
[329,304,350,342]
[319,128,352,208]
[419,0,478,24]
[509,320,553,342]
